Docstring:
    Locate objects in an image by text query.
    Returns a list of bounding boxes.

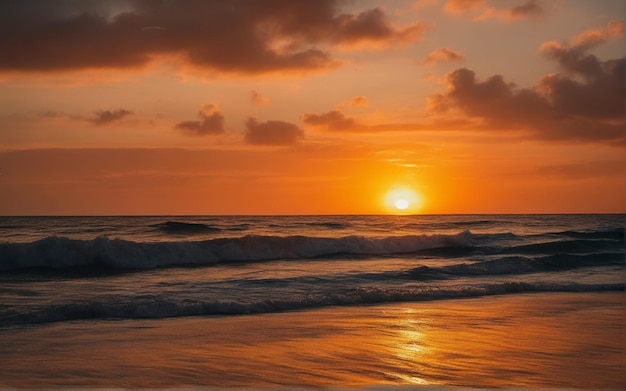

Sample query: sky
[0,0,624,215]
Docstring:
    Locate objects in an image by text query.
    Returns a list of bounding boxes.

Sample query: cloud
[245,118,303,145]
[509,0,543,18]
[541,20,624,60]
[302,108,474,133]
[538,21,625,120]
[347,96,369,107]
[422,48,465,65]
[302,110,359,131]
[175,104,224,136]
[89,109,133,126]
[542,20,623,57]
[425,21,625,144]
[0,0,427,74]
[330,8,428,47]
[250,90,270,107]
[427,66,624,143]
[445,0,544,21]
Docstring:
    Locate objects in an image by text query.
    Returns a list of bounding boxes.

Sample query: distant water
[0,214,623,326]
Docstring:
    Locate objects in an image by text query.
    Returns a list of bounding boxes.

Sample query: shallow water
[0,293,623,388]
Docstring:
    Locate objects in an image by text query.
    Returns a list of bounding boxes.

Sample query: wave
[554,227,624,240]
[1,282,621,326]
[152,221,222,235]
[509,239,622,255]
[305,221,352,230]
[406,252,625,280]
[0,231,473,272]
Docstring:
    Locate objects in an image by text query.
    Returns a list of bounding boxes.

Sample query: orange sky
[0,0,624,215]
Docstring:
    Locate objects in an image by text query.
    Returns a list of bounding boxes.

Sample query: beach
[1,292,623,388]
[1,214,623,388]
[2,0,624,387]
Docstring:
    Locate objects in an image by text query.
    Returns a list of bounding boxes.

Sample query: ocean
[0,214,624,388]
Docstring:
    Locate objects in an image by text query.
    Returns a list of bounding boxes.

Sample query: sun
[384,187,423,214]
[395,199,409,210]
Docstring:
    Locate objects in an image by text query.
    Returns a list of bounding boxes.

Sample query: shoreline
[1,292,624,389]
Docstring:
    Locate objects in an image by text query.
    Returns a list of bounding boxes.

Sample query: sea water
[0,214,624,387]
[1,214,623,323]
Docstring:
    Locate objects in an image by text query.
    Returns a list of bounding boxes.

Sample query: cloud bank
[0,0,427,74]
[425,21,624,144]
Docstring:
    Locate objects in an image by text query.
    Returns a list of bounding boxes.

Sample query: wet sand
[0,292,624,388]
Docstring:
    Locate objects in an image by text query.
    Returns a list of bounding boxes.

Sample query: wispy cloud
[422,48,465,66]
[445,0,544,21]
[250,91,271,107]
[346,96,369,107]
[89,109,133,126]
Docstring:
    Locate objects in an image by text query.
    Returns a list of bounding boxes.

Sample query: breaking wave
[1,282,621,326]
[0,231,473,272]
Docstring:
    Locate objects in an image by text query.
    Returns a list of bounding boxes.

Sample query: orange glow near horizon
[0,1,624,215]
[384,187,425,215]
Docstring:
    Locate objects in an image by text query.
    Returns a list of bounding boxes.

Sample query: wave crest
[0,231,474,272]
[2,282,621,326]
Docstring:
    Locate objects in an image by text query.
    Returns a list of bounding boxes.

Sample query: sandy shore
[0,292,624,389]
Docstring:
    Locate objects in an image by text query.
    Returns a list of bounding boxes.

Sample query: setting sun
[0,0,623,215]
[0,1,624,389]
[384,187,423,213]
[395,199,409,210]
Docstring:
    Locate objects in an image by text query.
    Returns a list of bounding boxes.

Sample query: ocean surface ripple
[0,214,623,325]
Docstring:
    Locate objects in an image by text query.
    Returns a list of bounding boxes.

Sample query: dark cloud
[537,22,624,121]
[510,0,543,18]
[0,0,426,74]
[245,118,303,145]
[90,108,133,125]
[428,67,624,143]
[425,21,624,144]
[331,8,426,46]
[302,110,358,131]
[175,104,224,136]
[540,21,624,76]
[536,60,624,121]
